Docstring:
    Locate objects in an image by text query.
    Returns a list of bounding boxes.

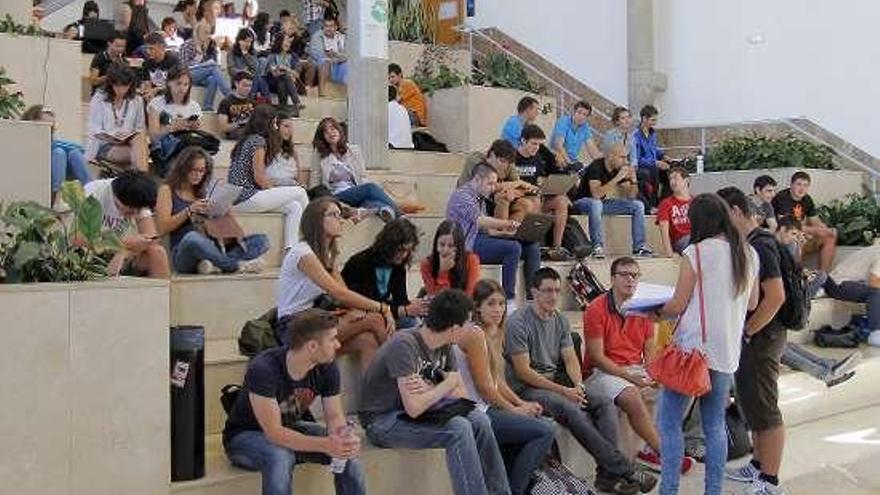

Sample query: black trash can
[170,325,205,481]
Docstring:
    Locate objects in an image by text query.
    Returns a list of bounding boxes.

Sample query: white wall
[655,0,880,158]
[472,0,628,105]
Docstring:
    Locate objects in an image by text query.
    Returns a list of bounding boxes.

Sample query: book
[621,283,675,315]
[205,179,242,218]
[95,130,138,143]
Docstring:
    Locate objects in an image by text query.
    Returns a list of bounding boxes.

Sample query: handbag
[646,243,711,396]
[194,213,247,255]
[530,460,596,495]
[400,397,476,426]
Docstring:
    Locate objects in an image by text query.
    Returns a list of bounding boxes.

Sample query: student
[506,267,655,495]
[227,28,271,98]
[501,96,540,147]
[359,289,511,495]
[179,20,232,111]
[267,33,303,108]
[772,171,837,272]
[251,12,273,53]
[387,86,414,149]
[172,0,198,38]
[276,197,395,368]
[264,109,310,187]
[196,0,222,31]
[313,117,401,220]
[750,175,779,232]
[84,171,170,278]
[161,16,185,50]
[141,33,181,99]
[155,146,268,274]
[89,31,128,90]
[550,100,601,170]
[223,309,366,495]
[655,193,759,495]
[228,105,309,249]
[301,0,327,35]
[455,279,556,495]
[420,220,481,296]
[633,105,669,209]
[75,1,103,52]
[126,0,151,56]
[217,71,257,140]
[822,243,880,347]
[656,167,692,256]
[388,63,428,126]
[457,140,540,223]
[308,17,347,94]
[86,63,149,172]
[147,65,202,142]
[602,107,637,167]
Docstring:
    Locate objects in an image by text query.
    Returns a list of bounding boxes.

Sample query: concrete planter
[689,168,865,204]
[388,41,471,78]
[0,277,170,495]
[0,120,52,206]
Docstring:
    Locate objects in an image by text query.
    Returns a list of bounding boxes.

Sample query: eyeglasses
[613,271,641,280]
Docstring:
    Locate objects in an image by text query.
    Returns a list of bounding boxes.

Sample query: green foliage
[472,52,543,94]
[0,181,122,283]
[818,194,880,246]
[388,0,435,43]
[412,44,468,95]
[0,13,48,37]
[0,66,25,119]
[706,133,836,172]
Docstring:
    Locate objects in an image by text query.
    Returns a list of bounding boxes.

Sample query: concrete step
[200,113,320,144]
[385,150,467,174]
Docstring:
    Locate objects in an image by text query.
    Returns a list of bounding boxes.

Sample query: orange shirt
[420,252,481,296]
[582,292,654,377]
[398,78,428,126]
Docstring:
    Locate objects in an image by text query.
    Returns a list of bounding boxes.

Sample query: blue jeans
[334,183,400,216]
[51,146,92,192]
[365,409,511,495]
[487,408,555,495]
[473,233,540,300]
[171,230,269,273]
[823,276,880,330]
[782,343,834,381]
[190,63,232,111]
[225,424,366,495]
[658,370,733,495]
[571,197,646,251]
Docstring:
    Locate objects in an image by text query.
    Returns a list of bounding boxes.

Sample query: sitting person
[173,0,198,39]
[267,33,304,109]
[358,289,510,495]
[155,146,268,274]
[583,256,694,474]
[313,117,401,221]
[633,105,669,210]
[457,139,540,223]
[602,107,638,167]
[656,166,692,256]
[217,71,257,140]
[342,218,426,329]
[446,163,538,307]
[771,171,837,272]
[506,267,655,494]
[84,171,170,278]
[178,20,232,111]
[263,108,310,187]
[501,96,540,147]
[226,28,271,98]
[86,63,149,172]
[822,241,880,347]
[454,279,556,495]
[550,100,601,171]
[140,32,181,100]
[420,220,481,297]
[146,66,203,175]
[750,175,779,232]
[223,309,366,495]
[308,17,347,95]
[570,142,652,259]
[20,105,92,209]
[387,86,414,149]
[228,105,309,249]
[388,63,427,126]
[160,16,185,50]
[89,31,128,91]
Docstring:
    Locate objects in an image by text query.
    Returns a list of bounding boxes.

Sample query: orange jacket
[398,78,428,126]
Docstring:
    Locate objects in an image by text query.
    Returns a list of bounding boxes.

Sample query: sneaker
[829,350,861,377]
[726,462,760,483]
[377,207,395,223]
[595,476,640,495]
[684,441,706,463]
[238,257,265,274]
[592,245,606,259]
[826,370,856,388]
[636,448,694,474]
[868,330,880,347]
[545,246,574,261]
[625,470,658,493]
[196,260,221,275]
[633,247,655,258]
[746,478,787,495]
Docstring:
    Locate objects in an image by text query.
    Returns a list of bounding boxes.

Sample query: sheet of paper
[206,180,242,218]
[621,283,675,313]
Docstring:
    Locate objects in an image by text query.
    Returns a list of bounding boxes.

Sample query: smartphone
[186,115,200,122]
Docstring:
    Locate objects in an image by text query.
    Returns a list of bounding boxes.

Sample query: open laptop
[541,174,578,196]
[81,18,115,41]
[494,213,554,243]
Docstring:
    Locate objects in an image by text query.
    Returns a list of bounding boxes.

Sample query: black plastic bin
[170,325,205,481]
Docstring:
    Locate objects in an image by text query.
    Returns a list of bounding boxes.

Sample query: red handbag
[647,244,711,396]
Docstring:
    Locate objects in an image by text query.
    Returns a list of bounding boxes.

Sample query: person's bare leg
[617,387,661,452]
[754,426,785,476]
[819,231,838,272]
[133,244,170,279]
[129,133,149,172]
[318,63,330,96]
[543,195,569,248]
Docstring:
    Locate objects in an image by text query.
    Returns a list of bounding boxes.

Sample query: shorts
[583,365,645,401]
[735,326,787,431]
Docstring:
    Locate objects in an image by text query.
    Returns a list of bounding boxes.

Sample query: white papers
[205,179,242,218]
[621,283,675,314]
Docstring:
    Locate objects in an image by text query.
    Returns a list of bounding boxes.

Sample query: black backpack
[751,230,810,330]
[568,260,606,309]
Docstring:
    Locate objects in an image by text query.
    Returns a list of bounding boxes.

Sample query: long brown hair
[165,146,214,198]
[689,193,750,295]
[312,117,348,158]
[472,279,507,382]
[300,196,340,270]
[266,109,299,167]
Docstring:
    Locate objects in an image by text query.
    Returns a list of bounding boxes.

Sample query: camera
[420,362,446,385]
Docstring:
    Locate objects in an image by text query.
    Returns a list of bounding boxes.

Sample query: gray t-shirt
[504,305,573,393]
[358,328,458,424]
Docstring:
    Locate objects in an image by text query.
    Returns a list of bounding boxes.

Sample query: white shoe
[238,257,265,274]
[726,462,760,483]
[196,260,222,274]
[745,478,786,495]
[868,330,880,347]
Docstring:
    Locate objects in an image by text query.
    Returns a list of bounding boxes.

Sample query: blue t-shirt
[501,114,525,147]
[551,115,593,163]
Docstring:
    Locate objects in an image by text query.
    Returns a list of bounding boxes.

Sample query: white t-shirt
[148,96,202,122]
[277,241,326,318]
[388,101,414,149]
[675,238,759,374]
[830,245,880,282]
[84,179,153,236]
[265,154,301,187]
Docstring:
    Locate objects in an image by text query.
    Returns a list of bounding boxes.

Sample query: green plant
[706,132,835,172]
[472,52,543,94]
[412,44,468,95]
[818,193,880,246]
[0,181,122,283]
[388,0,435,43]
[0,13,48,36]
[0,66,25,119]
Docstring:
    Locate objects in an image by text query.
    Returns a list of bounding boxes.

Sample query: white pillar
[347,0,389,169]
[627,0,666,112]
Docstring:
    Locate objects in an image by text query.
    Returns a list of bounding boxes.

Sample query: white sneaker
[745,478,786,495]
[196,260,222,274]
[726,462,760,483]
[868,330,880,347]
[238,257,265,274]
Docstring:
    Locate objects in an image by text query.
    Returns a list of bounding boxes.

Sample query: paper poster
[358,0,388,59]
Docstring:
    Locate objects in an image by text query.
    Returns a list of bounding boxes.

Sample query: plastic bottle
[696,154,705,174]
[328,423,354,474]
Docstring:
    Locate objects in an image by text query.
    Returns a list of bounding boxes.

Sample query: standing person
[179,20,232,111]
[602,107,638,167]
[550,100,601,171]
[633,105,669,210]
[771,171,837,272]
[223,309,366,495]
[656,167,692,256]
[501,96,540,147]
[420,220,482,297]
[217,71,257,140]
[227,28,271,98]
[359,289,512,495]
[86,63,149,172]
[750,175,779,232]
[654,193,759,495]
[388,63,428,126]
[89,31,128,90]
[308,17,348,94]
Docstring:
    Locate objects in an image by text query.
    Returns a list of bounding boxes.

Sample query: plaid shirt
[302,0,326,23]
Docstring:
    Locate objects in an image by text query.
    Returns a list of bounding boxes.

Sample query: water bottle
[696,154,704,174]
[328,423,354,474]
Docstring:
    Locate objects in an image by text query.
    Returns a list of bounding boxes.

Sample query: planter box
[427,86,557,153]
[0,120,52,205]
[689,168,865,204]
[0,277,170,495]
[388,41,471,78]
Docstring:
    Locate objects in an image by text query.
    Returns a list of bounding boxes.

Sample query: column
[627,0,667,113]
[347,0,389,169]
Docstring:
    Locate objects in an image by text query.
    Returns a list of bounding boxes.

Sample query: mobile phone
[187,115,200,121]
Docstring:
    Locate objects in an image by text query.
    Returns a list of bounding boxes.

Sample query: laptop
[494,213,554,243]
[81,18,115,42]
[541,174,578,196]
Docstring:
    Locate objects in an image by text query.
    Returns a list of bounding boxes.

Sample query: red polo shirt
[582,292,654,378]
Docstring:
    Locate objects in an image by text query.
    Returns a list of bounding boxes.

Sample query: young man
[89,31,128,90]
[602,107,637,167]
[300,0,328,35]
[457,139,539,222]
[84,171,170,279]
[140,32,181,100]
[772,171,837,272]
[717,187,788,495]
[388,63,428,127]
[633,105,669,209]
[446,162,537,305]
[308,17,347,94]
[550,100,601,171]
[387,85,414,149]
[223,309,365,495]
[515,124,573,261]
[656,167,692,256]
[751,175,778,231]
[823,242,880,347]
[359,290,510,495]
[501,96,540,147]
[506,267,655,495]
[217,71,256,140]
[160,16,184,51]
[583,257,694,474]
[570,142,652,259]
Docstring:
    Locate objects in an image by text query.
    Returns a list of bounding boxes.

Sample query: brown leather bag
[195,214,246,254]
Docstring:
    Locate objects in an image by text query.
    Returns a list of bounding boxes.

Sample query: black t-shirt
[747,228,784,331]
[575,157,632,199]
[223,347,341,445]
[141,51,181,87]
[515,151,549,186]
[771,188,816,224]
[217,94,256,127]
[90,51,115,79]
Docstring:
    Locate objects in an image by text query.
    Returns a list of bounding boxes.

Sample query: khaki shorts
[735,326,787,431]
[584,365,647,402]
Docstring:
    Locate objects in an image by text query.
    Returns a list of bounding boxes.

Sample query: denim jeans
[487,408,555,495]
[51,146,92,192]
[518,387,632,481]
[225,424,366,495]
[190,63,232,111]
[334,183,400,216]
[782,342,834,380]
[365,409,511,495]
[571,197,646,251]
[823,276,880,330]
[658,370,733,495]
[473,233,540,300]
[171,231,269,273]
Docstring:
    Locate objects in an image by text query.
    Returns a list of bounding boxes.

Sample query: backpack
[531,460,596,495]
[725,401,752,460]
[238,307,280,357]
[546,217,592,258]
[412,131,449,152]
[568,260,606,309]
[220,384,241,414]
[752,230,810,330]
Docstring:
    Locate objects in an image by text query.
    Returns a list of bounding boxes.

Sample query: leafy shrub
[0,66,25,119]
[706,133,835,172]
[388,0,435,43]
[472,52,543,94]
[0,13,48,36]
[412,45,468,95]
[818,194,880,246]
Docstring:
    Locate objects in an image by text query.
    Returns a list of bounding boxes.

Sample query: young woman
[264,109,309,187]
[179,20,231,111]
[249,11,272,54]
[420,220,481,296]
[655,193,759,495]
[126,0,151,55]
[86,63,149,172]
[155,146,268,274]
[147,65,201,141]
[228,105,309,249]
[21,105,93,208]
[226,28,271,97]
[277,196,395,368]
[173,0,198,39]
[266,33,302,109]
[313,117,400,221]
[342,218,425,329]
[454,279,555,495]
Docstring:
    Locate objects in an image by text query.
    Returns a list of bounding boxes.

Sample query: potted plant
[705,132,836,171]
[0,66,25,119]
[412,44,468,95]
[472,51,544,94]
